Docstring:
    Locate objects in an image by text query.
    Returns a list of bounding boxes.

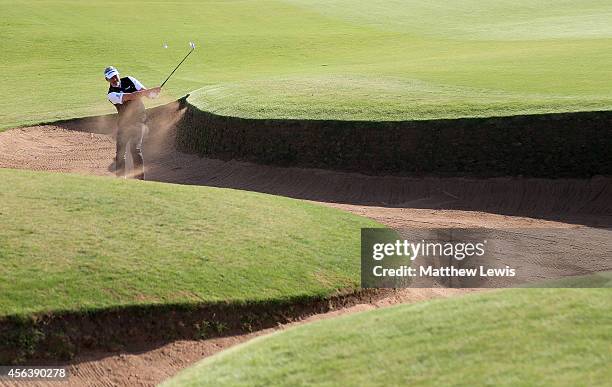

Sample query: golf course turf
[2,0,612,129]
[163,289,612,387]
[0,168,380,317]
[0,0,610,381]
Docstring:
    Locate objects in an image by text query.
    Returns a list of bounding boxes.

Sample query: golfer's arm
[122,87,161,102]
[121,90,148,102]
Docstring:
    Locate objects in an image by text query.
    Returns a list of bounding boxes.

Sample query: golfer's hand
[147,87,161,99]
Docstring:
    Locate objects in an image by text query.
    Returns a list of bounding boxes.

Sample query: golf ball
[163,43,168,49]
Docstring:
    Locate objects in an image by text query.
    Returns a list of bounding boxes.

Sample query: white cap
[104,66,119,79]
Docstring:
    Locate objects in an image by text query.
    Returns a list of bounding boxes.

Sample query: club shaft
[161,48,194,88]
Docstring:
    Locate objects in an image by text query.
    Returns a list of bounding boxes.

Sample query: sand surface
[0,115,609,386]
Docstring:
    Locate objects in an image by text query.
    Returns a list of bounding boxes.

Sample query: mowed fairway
[164,289,612,387]
[0,169,380,317]
[1,0,612,129]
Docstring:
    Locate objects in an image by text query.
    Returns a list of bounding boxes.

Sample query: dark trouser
[115,123,145,180]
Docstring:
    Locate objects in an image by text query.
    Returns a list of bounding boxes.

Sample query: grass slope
[164,289,612,387]
[1,0,612,128]
[0,169,380,317]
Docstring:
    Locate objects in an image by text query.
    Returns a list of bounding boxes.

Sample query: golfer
[104,66,161,180]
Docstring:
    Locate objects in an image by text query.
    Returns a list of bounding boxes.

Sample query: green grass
[164,289,612,387]
[0,169,381,317]
[2,0,612,129]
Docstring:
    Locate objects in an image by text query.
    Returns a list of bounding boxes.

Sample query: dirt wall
[175,103,612,178]
[0,290,389,363]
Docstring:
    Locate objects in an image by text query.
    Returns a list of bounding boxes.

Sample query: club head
[189,41,196,50]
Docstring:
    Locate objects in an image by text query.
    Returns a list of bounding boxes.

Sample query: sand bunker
[0,109,610,386]
[0,121,609,227]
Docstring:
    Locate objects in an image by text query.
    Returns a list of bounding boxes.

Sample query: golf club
[160,42,196,88]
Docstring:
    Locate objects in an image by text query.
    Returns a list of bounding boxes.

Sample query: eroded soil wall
[175,103,612,177]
